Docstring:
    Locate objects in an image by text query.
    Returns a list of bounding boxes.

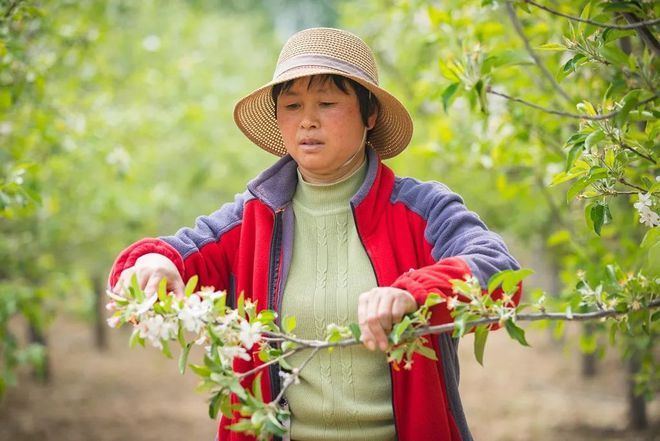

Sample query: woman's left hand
[357,287,417,351]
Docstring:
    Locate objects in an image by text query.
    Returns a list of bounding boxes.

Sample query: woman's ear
[366,108,378,130]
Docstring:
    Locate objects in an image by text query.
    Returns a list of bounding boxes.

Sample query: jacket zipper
[350,203,400,441]
[267,208,285,407]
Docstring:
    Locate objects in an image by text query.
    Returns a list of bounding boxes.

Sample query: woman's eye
[320,102,336,107]
[284,103,300,110]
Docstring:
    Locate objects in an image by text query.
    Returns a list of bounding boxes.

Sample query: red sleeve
[107,238,184,288]
[391,256,522,327]
[391,257,470,326]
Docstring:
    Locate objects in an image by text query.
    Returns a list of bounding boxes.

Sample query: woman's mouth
[298,138,324,150]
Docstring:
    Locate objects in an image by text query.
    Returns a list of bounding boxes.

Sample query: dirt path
[0,317,658,441]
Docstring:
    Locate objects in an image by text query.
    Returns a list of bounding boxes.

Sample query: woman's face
[276,76,376,184]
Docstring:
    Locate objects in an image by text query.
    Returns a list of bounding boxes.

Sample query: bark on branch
[487,87,658,121]
[523,0,660,30]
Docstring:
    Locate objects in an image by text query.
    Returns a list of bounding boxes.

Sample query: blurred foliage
[0,0,658,418]
[342,0,658,401]
[0,0,315,394]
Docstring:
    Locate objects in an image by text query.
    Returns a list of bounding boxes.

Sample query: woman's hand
[357,287,417,351]
[112,253,185,298]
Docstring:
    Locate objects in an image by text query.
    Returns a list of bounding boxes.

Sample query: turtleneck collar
[293,159,368,214]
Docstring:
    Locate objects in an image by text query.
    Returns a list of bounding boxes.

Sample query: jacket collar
[247,146,382,211]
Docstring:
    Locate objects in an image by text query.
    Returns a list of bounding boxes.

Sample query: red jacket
[110,148,520,441]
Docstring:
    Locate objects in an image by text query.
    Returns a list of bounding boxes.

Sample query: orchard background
[1,1,658,440]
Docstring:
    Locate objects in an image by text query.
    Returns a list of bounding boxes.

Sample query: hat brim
[233,66,413,159]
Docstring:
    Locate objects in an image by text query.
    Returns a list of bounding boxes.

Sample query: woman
[109,27,520,441]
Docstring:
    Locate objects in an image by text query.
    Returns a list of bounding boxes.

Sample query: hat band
[273,54,377,85]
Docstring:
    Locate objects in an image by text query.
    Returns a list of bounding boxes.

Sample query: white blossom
[137,314,177,349]
[279,370,300,385]
[136,294,158,315]
[446,296,460,310]
[106,316,120,328]
[634,193,659,227]
[239,320,263,349]
[218,345,250,366]
[175,295,213,334]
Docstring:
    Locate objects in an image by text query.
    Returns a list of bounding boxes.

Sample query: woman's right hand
[112,253,185,298]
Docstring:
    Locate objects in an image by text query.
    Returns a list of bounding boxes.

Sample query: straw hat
[233,27,413,159]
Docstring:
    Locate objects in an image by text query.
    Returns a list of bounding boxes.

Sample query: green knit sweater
[281,162,396,441]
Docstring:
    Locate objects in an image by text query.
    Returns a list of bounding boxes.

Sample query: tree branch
[272,346,320,404]
[618,178,648,193]
[237,347,301,380]
[505,2,571,102]
[487,87,658,121]
[413,298,660,337]
[264,298,660,351]
[523,0,660,30]
[620,142,657,165]
[3,0,21,19]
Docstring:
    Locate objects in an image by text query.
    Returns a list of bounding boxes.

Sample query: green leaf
[229,420,255,433]
[473,325,489,366]
[424,293,444,307]
[566,168,608,202]
[415,344,438,361]
[536,42,566,51]
[487,270,511,295]
[179,342,192,374]
[438,60,461,82]
[550,160,589,186]
[161,340,173,359]
[237,292,245,318]
[158,278,168,301]
[590,202,612,236]
[584,129,605,150]
[391,316,412,344]
[474,79,488,114]
[501,268,534,293]
[584,202,595,232]
[349,323,361,342]
[504,320,530,347]
[189,364,211,377]
[482,50,532,72]
[209,392,222,419]
[615,90,640,128]
[283,315,296,334]
[184,275,198,298]
[252,372,263,402]
[219,393,233,418]
[177,322,186,347]
[441,82,460,112]
[641,227,660,249]
[278,357,293,371]
[565,143,584,172]
[129,328,142,348]
[599,43,629,66]
[257,309,277,325]
[131,273,144,302]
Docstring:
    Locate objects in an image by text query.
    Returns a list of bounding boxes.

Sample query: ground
[0,317,658,441]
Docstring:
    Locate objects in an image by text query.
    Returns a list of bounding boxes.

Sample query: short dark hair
[271,74,378,127]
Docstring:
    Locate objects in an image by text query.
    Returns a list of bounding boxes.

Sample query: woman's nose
[300,108,319,129]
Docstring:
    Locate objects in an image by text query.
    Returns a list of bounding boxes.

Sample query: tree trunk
[627,355,648,430]
[27,323,50,382]
[581,324,597,377]
[94,276,108,351]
